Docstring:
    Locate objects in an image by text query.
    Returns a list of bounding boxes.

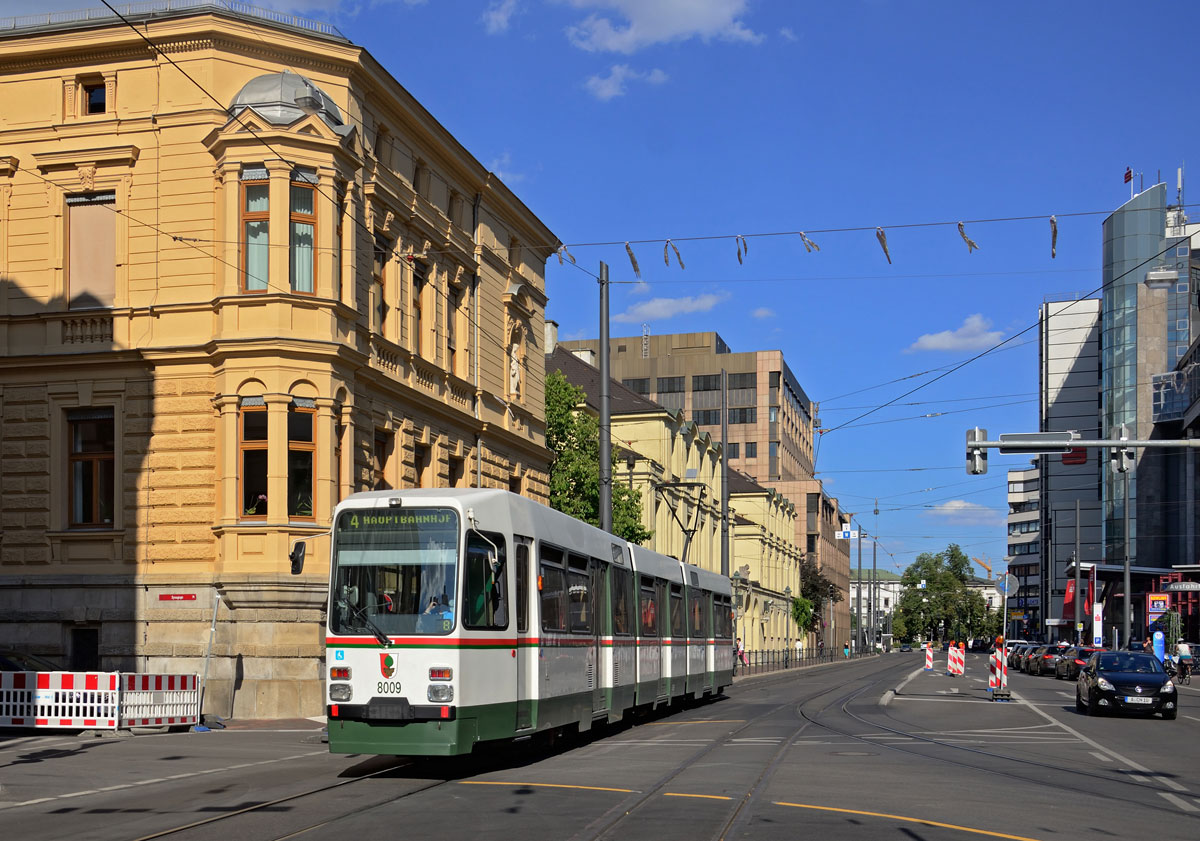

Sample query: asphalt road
[2,652,1197,841]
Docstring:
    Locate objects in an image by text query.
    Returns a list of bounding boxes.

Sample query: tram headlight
[427,684,453,703]
[330,683,353,702]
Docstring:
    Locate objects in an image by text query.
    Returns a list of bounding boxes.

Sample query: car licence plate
[1123,696,1153,704]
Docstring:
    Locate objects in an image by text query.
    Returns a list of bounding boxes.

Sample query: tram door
[591,561,606,713]
[515,541,533,730]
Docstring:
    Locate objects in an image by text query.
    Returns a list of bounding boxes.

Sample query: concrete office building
[558,331,852,647]
[1007,465,1041,637]
[0,5,555,717]
[1038,297,1103,636]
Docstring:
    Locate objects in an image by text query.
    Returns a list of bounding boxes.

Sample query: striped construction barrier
[993,648,1010,700]
[946,646,964,676]
[0,671,198,730]
[988,651,998,694]
[0,671,120,729]
[924,647,933,670]
[120,674,200,728]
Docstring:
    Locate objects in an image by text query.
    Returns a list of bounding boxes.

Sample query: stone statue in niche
[509,344,521,399]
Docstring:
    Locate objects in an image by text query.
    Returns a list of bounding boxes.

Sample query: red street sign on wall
[158,594,196,601]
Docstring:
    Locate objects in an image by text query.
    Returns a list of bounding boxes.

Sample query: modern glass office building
[1101,183,1193,568]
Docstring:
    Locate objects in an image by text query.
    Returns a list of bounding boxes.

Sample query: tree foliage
[790,596,814,635]
[892,543,1001,644]
[545,370,652,544]
[797,554,842,637]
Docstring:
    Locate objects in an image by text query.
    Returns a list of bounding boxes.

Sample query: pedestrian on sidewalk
[843,641,850,658]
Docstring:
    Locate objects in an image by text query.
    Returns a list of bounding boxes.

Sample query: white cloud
[779,27,797,41]
[905,314,1003,353]
[482,0,520,34]
[585,64,669,100]
[751,307,774,319]
[614,293,728,323]
[565,0,762,54]
[921,500,1004,527]
[487,151,524,184]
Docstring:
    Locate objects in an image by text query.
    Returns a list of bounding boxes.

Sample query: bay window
[241,167,269,292]
[240,398,268,518]
[289,170,316,293]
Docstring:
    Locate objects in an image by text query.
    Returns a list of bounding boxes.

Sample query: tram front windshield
[330,507,460,636]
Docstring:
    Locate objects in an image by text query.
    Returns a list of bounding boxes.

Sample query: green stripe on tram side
[327,691,597,756]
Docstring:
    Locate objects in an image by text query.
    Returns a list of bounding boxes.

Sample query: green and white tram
[293,488,733,756]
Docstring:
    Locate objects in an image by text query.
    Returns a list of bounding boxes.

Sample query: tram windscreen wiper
[344,602,391,648]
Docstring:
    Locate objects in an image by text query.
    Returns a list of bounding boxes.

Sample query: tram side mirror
[289,542,306,575]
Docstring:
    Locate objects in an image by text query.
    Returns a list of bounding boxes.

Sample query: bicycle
[1180,659,1193,685]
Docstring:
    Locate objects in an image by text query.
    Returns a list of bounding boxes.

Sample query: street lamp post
[784,586,792,666]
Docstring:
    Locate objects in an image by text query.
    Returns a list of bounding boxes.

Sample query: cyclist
[1177,641,1192,683]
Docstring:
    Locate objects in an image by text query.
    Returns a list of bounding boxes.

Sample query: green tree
[544,370,652,544]
[798,555,842,640]
[895,544,987,645]
[790,596,814,636]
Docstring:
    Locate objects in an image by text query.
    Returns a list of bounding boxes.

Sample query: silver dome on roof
[230,71,344,129]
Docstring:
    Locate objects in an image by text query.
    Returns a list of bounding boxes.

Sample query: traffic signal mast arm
[965,427,1200,475]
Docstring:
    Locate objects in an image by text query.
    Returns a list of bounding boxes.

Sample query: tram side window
[539,544,566,632]
[688,590,707,639]
[612,567,633,636]
[568,554,591,634]
[516,543,529,635]
[716,596,732,638]
[464,530,508,630]
[639,580,658,637]
[670,585,685,638]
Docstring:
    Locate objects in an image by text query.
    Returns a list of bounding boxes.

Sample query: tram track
[802,663,1200,821]
[563,661,901,841]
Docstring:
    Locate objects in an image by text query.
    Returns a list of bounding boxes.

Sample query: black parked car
[1007,644,1029,669]
[1029,644,1069,676]
[899,644,913,653]
[1076,651,1177,719]
[1055,646,1105,681]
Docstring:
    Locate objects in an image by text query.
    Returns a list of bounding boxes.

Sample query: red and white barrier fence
[924,647,934,670]
[946,647,965,676]
[0,671,198,730]
[120,674,200,728]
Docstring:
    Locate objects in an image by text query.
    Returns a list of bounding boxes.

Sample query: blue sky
[12,1,1200,577]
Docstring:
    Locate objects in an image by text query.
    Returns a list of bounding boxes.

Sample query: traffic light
[1110,446,1134,474]
[966,427,988,475]
[1110,423,1134,474]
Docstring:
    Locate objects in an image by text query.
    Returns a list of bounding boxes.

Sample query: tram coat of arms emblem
[380,653,395,678]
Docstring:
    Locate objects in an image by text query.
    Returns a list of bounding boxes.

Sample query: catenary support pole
[720,369,729,577]
[873,535,883,652]
[598,261,612,533]
[1080,501,1089,647]
[856,529,863,653]
[1123,468,1131,648]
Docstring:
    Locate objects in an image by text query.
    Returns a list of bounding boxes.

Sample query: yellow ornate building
[0,7,556,717]
[728,472,804,653]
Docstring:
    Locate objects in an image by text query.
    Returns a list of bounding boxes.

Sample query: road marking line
[0,751,326,811]
[1088,752,1112,763]
[459,781,634,793]
[644,720,745,725]
[1159,792,1199,812]
[1185,715,1200,723]
[1128,774,1150,783]
[772,801,1043,840]
[663,792,732,800]
[1010,690,1186,790]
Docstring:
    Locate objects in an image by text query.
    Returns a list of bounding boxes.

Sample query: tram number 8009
[377,680,403,695]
